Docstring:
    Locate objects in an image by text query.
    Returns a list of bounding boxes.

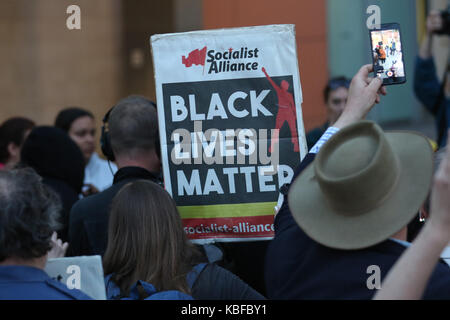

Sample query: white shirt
[439,246,450,267]
[391,238,450,268]
[84,152,117,192]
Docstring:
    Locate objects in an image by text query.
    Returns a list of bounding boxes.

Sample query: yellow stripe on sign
[178,202,277,219]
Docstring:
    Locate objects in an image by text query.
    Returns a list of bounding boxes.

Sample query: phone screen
[370,24,406,85]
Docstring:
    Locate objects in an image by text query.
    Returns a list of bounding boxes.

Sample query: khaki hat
[288,121,433,250]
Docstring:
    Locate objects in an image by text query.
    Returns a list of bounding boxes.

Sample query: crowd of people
[0,10,450,301]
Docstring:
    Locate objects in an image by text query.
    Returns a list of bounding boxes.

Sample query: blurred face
[326,87,348,125]
[68,116,96,162]
[281,80,289,91]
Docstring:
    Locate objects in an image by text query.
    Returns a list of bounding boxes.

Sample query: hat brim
[288,131,433,250]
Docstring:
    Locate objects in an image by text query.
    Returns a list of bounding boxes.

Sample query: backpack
[105,263,207,300]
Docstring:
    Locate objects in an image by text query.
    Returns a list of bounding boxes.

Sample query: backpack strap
[186,263,207,289]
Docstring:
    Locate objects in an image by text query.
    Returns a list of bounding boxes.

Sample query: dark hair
[108,96,158,157]
[54,107,94,133]
[0,117,35,163]
[20,126,85,194]
[0,167,62,262]
[323,76,351,103]
[103,180,202,296]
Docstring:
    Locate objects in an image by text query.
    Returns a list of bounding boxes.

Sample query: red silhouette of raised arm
[262,67,280,91]
[261,67,299,153]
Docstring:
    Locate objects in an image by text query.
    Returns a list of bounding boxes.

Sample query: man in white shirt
[84,152,117,192]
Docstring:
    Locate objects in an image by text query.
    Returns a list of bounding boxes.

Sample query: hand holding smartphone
[369,23,406,85]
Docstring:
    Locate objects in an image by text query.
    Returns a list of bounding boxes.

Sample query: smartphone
[369,23,406,85]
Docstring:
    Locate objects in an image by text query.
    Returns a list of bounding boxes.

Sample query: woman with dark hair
[103,180,265,300]
[55,107,117,193]
[20,126,85,243]
[0,117,35,170]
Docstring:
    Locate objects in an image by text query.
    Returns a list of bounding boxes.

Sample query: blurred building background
[0,0,449,151]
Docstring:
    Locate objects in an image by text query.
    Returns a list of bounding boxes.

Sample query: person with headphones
[67,95,163,257]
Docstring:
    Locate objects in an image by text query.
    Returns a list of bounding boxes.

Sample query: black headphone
[100,107,115,162]
[100,101,161,162]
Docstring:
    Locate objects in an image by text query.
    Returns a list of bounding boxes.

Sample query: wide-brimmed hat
[288,121,433,250]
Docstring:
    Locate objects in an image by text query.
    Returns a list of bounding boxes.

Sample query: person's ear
[7,142,20,160]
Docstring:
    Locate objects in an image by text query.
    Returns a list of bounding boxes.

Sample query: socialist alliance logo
[181,46,207,67]
[182,46,260,74]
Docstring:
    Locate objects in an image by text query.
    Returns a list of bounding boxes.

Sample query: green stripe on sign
[178,202,277,219]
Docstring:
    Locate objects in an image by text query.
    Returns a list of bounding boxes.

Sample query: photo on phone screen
[369,23,406,85]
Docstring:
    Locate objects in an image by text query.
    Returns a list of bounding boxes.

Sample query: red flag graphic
[182,46,207,67]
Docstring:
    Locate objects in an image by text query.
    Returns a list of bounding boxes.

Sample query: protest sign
[45,255,106,300]
[150,24,306,243]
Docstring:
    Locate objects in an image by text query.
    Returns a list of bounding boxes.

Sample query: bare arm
[262,67,279,90]
[419,10,442,59]
[333,64,385,129]
[374,135,450,300]
[419,34,433,60]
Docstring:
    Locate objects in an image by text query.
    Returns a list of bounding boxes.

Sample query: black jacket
[67,166,161,257]
[265,153,450,299]
[305,122,328,150]
[192,263,265,300]
[20,126,85,243]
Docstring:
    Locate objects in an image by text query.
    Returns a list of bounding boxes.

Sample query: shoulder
[43,178,78,199]
[70,184,120,223]
[72,183,122,213]
[44,278,92,300]
[306,124,327,140]
[70,194,95,221]
[198,263,242,281]
[193,263,265,300]
[0,267,92,300]
[43,178,79,207]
